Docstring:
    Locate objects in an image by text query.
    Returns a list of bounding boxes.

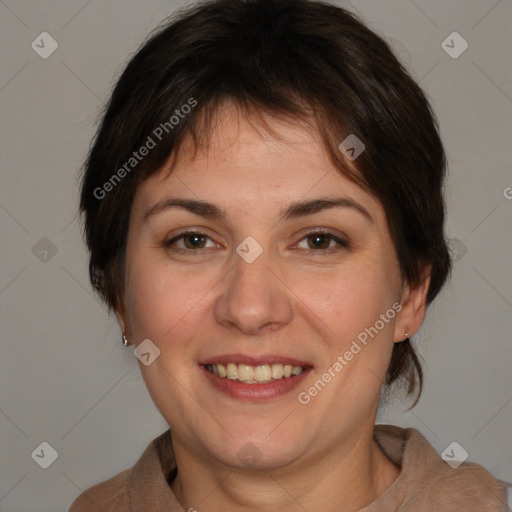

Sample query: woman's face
[120,104,417,471]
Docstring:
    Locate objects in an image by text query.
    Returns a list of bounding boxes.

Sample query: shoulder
[68,469,130,512]
[374,424,511,510]
[429,462,509,510]
[67,429,175,511]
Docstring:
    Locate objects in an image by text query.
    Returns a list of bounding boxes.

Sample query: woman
[70,0,510,510]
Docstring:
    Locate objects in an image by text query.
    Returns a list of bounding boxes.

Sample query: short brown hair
[80,0,452,405]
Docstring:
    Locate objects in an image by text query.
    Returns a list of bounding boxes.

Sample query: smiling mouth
[204,363,309,384]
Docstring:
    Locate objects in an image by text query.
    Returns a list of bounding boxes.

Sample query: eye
[295,231,349,252]
[164,230,349,254]
[164,231,218,251]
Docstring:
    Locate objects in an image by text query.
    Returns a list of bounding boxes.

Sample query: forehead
[132,103,381,222]
[164,103,333,179]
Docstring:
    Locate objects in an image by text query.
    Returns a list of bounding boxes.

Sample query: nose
[214,246,294,336]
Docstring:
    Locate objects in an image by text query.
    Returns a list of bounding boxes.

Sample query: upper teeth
[206,363,304,382]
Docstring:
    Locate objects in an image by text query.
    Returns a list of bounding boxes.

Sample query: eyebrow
[144,196,373,224]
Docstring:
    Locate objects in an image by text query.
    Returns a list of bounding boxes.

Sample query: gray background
[1,0,511,510]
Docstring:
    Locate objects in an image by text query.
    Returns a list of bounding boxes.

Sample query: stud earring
[404,329,409,340]
[122,333,129,347]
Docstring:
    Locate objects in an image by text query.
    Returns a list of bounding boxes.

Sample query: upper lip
[200,353,313,367]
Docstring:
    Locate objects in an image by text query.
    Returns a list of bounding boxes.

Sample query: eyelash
[163,230,350,254]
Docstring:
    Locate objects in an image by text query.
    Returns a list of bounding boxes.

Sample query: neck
[170,425,399,512]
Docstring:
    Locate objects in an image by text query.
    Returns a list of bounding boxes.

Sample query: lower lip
[200,365,312,401]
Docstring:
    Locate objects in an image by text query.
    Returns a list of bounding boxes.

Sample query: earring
[122,333,129,347]
[404,329,409,340]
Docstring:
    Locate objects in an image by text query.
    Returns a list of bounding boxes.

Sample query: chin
[203,423,309,471]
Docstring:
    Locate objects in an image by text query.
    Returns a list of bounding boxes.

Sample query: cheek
[297,259,400,405]
[123,257,214,415]
[123,231,401,350]
[299,259,399,338]
[124,253,213,347]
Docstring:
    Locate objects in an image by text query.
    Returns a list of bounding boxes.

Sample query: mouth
[203,362,307,383]
[199,355,313,401]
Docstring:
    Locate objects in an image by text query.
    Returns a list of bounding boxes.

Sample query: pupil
[311,234,328,249]
[186,234,205,248]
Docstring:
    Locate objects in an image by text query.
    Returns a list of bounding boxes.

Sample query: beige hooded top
[69,424,511,511]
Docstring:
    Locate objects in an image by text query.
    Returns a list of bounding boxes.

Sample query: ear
[394,265,431,343]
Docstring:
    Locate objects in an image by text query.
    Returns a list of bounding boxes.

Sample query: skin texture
[117,102,430,512]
